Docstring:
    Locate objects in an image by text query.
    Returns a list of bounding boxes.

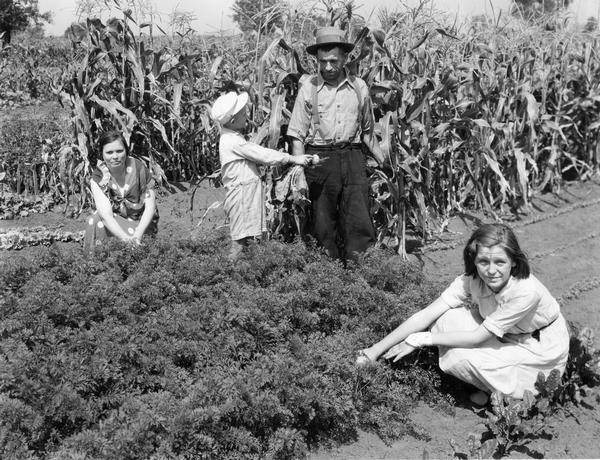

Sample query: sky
[39,0,600,37]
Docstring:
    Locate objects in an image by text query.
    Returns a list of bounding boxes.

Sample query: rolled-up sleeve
[482,289,540,338]
[358,80,374,136]
[440,275,472,308]
[287,83,311,142]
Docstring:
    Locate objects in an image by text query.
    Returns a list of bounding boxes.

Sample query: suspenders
[310,75,323,142]
[308,74,364,144]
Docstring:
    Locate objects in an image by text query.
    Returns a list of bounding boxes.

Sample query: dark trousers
[305,144,375,260]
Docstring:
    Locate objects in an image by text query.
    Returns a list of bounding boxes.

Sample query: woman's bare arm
[362,297,451,361]
[132,189,156,243]
[90,180,131,241]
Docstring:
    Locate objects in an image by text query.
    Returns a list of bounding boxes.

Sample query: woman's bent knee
[431,307,482,334]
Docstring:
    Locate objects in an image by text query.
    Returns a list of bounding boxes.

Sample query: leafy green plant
[0,192,54,219]
[485,385,555,457]
[449,433,497,460]
[0,117,70,198]
[556,324,600,405]
[452,328,600,460]
[0,38,73,101]
[448,384,555,459]
[57,10,223,187]
[5,2,600,252]
[0,226,84,249]
[0,236,447,459]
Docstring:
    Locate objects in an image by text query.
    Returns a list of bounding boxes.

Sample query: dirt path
[2,180,600,459]
[417,181,600,330]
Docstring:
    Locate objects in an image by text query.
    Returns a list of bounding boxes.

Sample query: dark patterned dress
[84,157,159,250]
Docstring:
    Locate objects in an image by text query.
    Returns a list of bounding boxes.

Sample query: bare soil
[1,175,600,459]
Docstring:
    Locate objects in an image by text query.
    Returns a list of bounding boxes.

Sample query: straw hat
[306,27,354,55]
[210,92,249,125]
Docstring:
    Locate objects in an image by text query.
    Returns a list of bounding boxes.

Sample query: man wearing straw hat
[288,26,386,260]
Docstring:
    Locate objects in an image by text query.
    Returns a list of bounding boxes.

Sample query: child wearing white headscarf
[211,92,314,259]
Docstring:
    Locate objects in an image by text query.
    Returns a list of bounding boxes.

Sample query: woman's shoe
[469,390,490,406]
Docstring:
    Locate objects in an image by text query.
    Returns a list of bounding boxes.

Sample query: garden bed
[1,179,600,459]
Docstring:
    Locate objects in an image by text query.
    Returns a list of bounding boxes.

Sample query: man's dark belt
[306,142,362,151]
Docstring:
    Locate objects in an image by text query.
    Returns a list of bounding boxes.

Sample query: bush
[0,236,448,459]
[0,40,73,103]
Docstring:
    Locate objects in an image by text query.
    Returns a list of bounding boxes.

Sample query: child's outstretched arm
[232,139,313,166]
[288,155,313,166]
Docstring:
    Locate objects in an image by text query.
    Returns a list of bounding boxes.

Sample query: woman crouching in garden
[84,131,158,250]
[357,223,570,405]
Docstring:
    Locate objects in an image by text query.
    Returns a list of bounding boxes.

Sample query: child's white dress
[219,128,291,240]
[433,274,570,398]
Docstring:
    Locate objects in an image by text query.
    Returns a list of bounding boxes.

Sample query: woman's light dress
[433,274,570,398]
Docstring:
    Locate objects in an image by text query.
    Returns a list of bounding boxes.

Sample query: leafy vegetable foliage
[0,235,448,459]
[450,327,600,459]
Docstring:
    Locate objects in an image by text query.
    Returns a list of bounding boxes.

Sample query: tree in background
[75,0,160,27]
[169,9,196,38]
[511,0,572,19]
[64,22,88,44]
[584,16,598,32]
[75,0,105,20]
[232,0,284,34]
[0,0,51,45]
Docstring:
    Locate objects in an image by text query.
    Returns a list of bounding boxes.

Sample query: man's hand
[290,154,314,167]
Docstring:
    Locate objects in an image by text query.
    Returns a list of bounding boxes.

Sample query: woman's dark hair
[97,130,129,156]
[463,223,530,279]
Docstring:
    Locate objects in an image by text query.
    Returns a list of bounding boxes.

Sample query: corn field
[1,1,600,253]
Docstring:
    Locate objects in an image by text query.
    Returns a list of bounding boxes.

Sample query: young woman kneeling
[357,223,570,405]
[84,131,158,250]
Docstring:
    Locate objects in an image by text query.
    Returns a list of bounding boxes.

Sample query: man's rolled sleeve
[359,82,374,136]
[287,84,311,142]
